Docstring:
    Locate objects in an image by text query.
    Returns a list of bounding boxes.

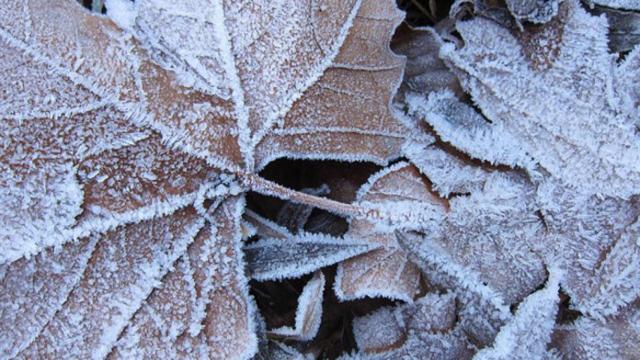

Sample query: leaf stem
[240,173,365,218]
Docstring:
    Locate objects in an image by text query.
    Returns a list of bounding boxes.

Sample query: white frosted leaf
[244,209,292,240]
[440,0,640,198]
[586,0,640,10]
[352,306,405,353]
[406,90,536,172]
[336,162,445,302]
[352,293,475,359]
[403,140,493,197]
[505,0,560,23]
[11,207,204,359]
[245,233,377,281]
[398,170,546,306]
[613,46,640,121]
[474,271,561,360]
[269,271,325,341]
[535,180,640,318]
[111,196,258,360]
[551,301,640,359]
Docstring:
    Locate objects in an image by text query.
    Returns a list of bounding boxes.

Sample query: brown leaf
[0,0,146,262]
[129,0,408,172]
[3,206,204,359]
[551,300,640,359]
[336,162,444,302]
[110,196,257,359]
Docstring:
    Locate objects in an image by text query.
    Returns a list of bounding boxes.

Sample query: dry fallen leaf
[335,162,444,302]
[433,0,640,199]
[348,292,474,359]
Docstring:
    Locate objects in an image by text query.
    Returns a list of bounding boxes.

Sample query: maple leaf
[404,0,640,319]
[431,0,640,199]
[0,0,408,358]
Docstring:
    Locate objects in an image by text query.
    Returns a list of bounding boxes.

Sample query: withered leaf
[435,0,640,199]
[268,271,325,341]
[335,162,444,302]
[350,292,474,359]
[474,271,561,360]
[551,300,640,359]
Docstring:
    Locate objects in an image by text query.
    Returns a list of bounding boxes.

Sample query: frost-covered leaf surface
[121,0,409,171]
[397,162,546,306]
[534,180,640,318]
[586,0,640,10]
[246,234,376,281]
[473,271,560,360]
[593,5,640,53]
[506,0,561,23]
[350,292,475,359]
[335,162,444,302]
[551,300,640,359]
[437,0,640,199]
[269,271,325,341]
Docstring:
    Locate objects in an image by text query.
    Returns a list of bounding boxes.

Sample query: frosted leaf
[586,0,640,10]
[551,300,640,359]
[403,140,496,197]
[0,238,97,358]
[393,165,547,347]
[613,46,640,121]
[352,306,405,353]
[245,233,377,281]
[0,0,148,263]
[244,209,292,240]
[398,170,547,306]
[474,271,561,360]
[505,0,561,23]
[592,6,640,53]
[534,180,640,318]
[439,0,640,199]
[406,90,537,173]
[391,25,462,101]
[76,133,223,233]
[254,341,311,360]
[336,162,445,302]
[269,271,325,341]
[119,0,408,171]
[8,207,204,359]
[351,293,475,359]
[110,196,258,360]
